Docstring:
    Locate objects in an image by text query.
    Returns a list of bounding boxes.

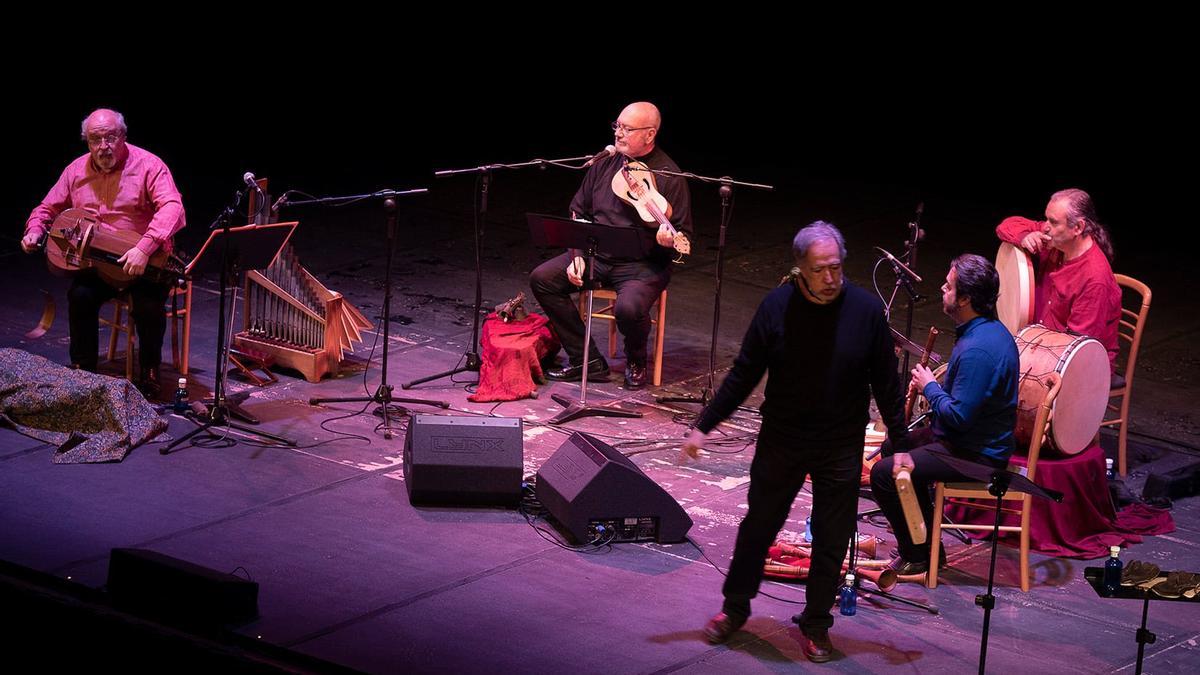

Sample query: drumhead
[996,242,1035,335]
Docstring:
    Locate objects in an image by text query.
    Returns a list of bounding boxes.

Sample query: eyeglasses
[611,121,655,134]
[86,133,124,147]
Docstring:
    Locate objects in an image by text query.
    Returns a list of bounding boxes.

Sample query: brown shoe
[801,626,835,663]
[703,612,745,644]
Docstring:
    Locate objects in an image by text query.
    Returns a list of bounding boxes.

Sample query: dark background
[5,52,1190,273]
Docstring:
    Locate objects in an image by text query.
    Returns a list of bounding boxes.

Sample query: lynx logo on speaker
[430,435,509,453]
[403,414,524,506]
[535,432,693,544]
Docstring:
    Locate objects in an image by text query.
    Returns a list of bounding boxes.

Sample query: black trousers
[68,270,170,373]
[722,426,862,632]
[529,252,669,365]
[869,427,1007,562]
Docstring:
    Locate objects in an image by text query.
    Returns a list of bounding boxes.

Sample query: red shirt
[996,216,1121,371]
[25,143,186,256]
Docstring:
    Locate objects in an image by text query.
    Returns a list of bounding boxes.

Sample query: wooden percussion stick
[895,469,928,545]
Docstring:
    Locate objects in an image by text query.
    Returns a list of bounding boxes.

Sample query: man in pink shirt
[995,188,1121,379]
[21,108,186,395]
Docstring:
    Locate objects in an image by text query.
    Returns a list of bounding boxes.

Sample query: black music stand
[162,221,298,454]
[933,451,1063,675]
[527,213,645,425]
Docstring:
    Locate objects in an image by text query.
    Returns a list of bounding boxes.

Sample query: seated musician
[529,101,691,389]
[996,188,1121,377]
[870,254,1020,575]
[20,108,186,397]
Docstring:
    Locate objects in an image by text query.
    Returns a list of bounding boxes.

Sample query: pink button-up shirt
[25,143,186,256]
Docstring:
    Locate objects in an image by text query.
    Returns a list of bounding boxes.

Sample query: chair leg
[927,483,945,589]
[1118,393,1131,477]
[652,291,666,386]
[1019,495,1031,592]
[608,315,617,359]
[106,302,123,363]
[124,318,135,381]
[181,283,192,375]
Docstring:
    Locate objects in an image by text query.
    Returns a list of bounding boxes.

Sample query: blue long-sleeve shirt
[923,316,1020,462]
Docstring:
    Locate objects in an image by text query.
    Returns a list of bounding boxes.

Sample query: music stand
[933,451,1063,675]
[162,221,298,454]
[527,213,645,425]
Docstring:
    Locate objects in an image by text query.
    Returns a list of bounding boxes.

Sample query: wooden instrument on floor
[996,242,1035,334]
[895,469,928,545]
[611,161,691,262]
[855,566,899,592]
[904,326,940,423]
[41,208,186,289]
[232,243,373,383]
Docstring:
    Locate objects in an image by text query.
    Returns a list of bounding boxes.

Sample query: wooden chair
[1099,274,1151,476]
[927,373,1062,592]
[101,281,193,378]
[577,287,667,386]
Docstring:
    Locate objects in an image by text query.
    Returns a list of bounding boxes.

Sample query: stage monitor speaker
[403,414,523,506]
[535,431,692,543]
[106,548,259,627]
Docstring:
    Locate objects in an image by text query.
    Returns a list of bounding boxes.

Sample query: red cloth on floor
[944,442,1174,559]
[468,313,558,403]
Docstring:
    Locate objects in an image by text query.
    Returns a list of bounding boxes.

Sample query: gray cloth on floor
[0,348,167,463]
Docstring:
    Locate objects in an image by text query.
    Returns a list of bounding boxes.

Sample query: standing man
[681,222,908,663]
[22,108,186,395]
[530,101,691,389]
[869,254,1020,575]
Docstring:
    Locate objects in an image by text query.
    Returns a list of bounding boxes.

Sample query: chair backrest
[1113,274,1152,385]
[1021,372,1062,482]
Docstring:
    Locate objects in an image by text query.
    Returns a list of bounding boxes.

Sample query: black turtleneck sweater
[696,281,908,450]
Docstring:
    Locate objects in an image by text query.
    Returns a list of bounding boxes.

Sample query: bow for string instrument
[610,160,691,262]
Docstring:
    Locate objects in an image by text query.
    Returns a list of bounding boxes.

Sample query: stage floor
[3,181,1198,673]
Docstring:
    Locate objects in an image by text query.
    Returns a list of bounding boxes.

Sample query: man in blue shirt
[870,253,1020,575]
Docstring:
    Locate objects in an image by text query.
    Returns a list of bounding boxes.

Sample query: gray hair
[792,220,847,263]
[80,108,127,139]
[1050,188,1114,261]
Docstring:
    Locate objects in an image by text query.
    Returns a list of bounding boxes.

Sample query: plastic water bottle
[173,377,188,414]
[838,574,857,616]
[804,515,813,543]
[1103,545,1123,595]
[1106,458,1115,480]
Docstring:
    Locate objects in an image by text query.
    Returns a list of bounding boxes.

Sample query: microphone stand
[163,186,296,453]
[401,152,602,390]
[900,203,924,374]
[286,189,451,441]
[648,168,773,409]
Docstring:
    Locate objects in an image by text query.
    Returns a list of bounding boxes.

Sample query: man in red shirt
[21,108,186,395]
[995,188,1120,377]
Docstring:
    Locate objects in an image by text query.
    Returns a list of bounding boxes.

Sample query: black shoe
[545,356,609,382]
[702,612,746,644]
[887,549,945,576]
[623,359,647,389]
[800,626,835,663]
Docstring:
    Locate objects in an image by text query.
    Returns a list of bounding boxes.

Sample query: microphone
[583,145,616,167]
[271,192,289,213]
[875,246,922,283]
[243,172,264,194]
